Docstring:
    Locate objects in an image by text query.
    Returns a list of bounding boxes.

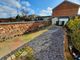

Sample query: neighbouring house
[0,18,16,22]
[52,0,80,25]
[28,14,37,21]
[35,16,51,21]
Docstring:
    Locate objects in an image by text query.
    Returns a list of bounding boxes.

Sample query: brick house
[52,0,80,25]
[35,16,51,21]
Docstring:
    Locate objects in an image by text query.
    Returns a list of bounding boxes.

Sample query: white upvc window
[78,7,80,15]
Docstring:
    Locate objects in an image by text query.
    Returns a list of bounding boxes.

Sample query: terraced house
[52,0,80,25]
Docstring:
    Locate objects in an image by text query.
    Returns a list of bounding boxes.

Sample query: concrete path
[28,26,64,60]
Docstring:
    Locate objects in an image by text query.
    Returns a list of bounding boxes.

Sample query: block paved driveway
[28,26,64,60]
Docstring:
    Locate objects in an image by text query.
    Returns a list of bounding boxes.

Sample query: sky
[0,0,80,18]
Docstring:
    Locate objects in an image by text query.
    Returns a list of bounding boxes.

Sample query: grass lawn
[21,29,48,42]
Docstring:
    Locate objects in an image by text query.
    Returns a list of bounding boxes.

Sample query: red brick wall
[52,1,79,17]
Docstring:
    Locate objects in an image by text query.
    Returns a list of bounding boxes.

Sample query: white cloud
[21,1,31,7]
[20,6,35,15]
[0,0,34,18]
[30,9,35,14]
[0,5,17,14]
[20,1,33,15]
[0,12,17,18]
[39,7,52,16]
[0,5,18,18]
[0,13,10,18]
[0,0,21,8]
[27,8,35,14]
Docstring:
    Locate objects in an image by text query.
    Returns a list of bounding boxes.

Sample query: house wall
[52,1,79,17]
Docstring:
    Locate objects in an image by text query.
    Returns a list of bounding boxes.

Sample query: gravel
[27,26,64,60]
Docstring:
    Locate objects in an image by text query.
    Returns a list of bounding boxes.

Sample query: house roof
[52,0,80,11]
[36,16,51,18]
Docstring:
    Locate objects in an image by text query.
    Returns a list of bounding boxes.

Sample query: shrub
[67,16,80,31]
[67,16,80,51]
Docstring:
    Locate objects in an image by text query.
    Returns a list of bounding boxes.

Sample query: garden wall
[0,21,50,41]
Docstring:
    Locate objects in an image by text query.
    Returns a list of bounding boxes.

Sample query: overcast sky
[0,0,80,18]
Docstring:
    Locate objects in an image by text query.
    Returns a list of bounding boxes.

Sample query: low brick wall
[0,21,50,41]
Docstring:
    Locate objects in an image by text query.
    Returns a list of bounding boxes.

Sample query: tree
[16,14,21,21]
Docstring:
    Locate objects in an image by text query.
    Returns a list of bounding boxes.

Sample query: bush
[67,16,80,51]
[67,16,80,31]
